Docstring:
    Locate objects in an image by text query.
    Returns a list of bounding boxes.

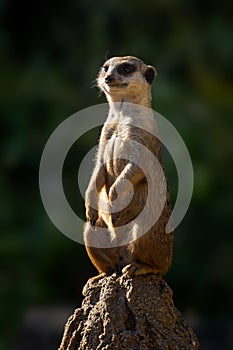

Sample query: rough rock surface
[58,274,200,350]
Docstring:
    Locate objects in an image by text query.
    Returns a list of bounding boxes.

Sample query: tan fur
[84,56,173,277]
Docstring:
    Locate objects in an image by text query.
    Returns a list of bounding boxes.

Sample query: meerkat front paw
[86,206,98,226]
[109,180,134,213]
[109,186,119,226]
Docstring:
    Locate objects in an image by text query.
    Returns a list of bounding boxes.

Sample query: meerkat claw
[90,219,96,226]
[122,263,161,277]
[122,263,138,277]
[83,273,107,295]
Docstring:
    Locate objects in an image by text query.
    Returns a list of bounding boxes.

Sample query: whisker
[91,79,98,89]
[98,90,103,98]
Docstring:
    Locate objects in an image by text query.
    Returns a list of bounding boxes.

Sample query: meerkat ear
[144,65,157,85]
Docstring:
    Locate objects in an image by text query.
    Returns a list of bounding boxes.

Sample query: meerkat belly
[99,131,130,226]
[103,132,129,178]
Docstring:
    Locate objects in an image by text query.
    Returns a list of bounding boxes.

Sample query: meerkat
[84,56,173,278]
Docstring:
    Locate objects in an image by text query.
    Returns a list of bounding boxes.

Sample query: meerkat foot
[122,263,160,277]
[82,273,107,295]
[89,272,107,283]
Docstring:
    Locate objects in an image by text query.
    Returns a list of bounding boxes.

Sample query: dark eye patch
[117,63,136,75]
[103,65,109,72]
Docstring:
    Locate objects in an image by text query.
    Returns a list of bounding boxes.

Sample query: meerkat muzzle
[105,74,115,84]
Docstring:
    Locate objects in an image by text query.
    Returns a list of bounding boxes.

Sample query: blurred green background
[1,0,233,349]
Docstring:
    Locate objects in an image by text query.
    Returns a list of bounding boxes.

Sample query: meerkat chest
[100,108,157,175]
[102,125,130,165]
[99,114,132,175]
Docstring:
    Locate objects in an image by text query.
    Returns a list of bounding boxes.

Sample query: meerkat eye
[122,64,132,73]
[117,63,136,75]
[103,65,109,72]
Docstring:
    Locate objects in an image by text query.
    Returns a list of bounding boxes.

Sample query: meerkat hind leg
[122,262,161,277]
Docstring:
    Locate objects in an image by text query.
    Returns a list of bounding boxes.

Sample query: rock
[58,274,200,350]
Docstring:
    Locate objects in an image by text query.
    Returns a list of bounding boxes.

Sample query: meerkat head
[97,56,157,106]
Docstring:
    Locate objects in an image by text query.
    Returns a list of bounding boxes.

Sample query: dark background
[1,1,233,349]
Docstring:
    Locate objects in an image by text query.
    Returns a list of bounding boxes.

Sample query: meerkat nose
[105,74,115,84]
